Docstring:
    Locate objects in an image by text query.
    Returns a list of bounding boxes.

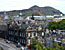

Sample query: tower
[31,14,34,20]
[19,11,22,17]
[3,11,10,20]
[18,12,23,21]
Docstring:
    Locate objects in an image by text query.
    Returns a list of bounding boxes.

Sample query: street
[0,38,20,50]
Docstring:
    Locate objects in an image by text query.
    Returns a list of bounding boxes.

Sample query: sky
[0,0,65,13]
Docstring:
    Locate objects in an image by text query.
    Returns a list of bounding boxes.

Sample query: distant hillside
[0,5,63,17]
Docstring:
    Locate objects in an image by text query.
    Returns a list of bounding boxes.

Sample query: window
[23,40,26,44]
[9,31,12,34]
[22,33,23,37]
[9,31,10,34]
[15,32,18,36]
[23,34,26,37]
[36,32,38,37]
[22,39,23,43]
[11,31,12,35]
[28,33,30,37]
[32,33,34,37]
[20,39,21,42]
[20,33,21,36]
[42,32,44,36]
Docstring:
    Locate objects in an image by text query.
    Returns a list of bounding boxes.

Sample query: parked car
[16,45,21,48]
[16,43,21,48]
[6,40,11,44]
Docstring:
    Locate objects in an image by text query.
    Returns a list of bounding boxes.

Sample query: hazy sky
[0,0,65,13]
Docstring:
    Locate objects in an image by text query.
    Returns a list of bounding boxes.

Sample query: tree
[43,48,47,50]
[46,46,52,50]
[31,38,43,50]
[30,39,65,50]
[48,21,58,30]
[58,19,65,30]
[58,46,64,50]
[52,42,59,48]
[48,19,65,30]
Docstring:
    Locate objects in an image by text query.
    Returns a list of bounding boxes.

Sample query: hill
[0,5,63,17]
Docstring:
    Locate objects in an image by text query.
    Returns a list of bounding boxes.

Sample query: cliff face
[0,5,63,16]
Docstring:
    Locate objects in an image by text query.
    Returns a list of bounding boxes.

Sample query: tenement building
[7,21,27,46]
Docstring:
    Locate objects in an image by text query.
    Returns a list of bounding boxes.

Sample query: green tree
[52,42,59,48]
[43,48,47,50]
[48,21,58,30]
[58,19,65,30]
[30,39,65,50]
[48,19,65,30]
[58,46,64,50]
[31,38,43,50]
[46,46,52,50]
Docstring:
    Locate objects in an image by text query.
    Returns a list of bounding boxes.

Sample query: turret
[3,11,10,20]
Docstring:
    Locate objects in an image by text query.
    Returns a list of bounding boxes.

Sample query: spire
[31,14,34,20]
[20,12,22,16]
[19,11,22,16]
[3,11,10,20]
[4,11,7,16]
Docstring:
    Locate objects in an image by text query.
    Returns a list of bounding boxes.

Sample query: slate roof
[0,24,8,31]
